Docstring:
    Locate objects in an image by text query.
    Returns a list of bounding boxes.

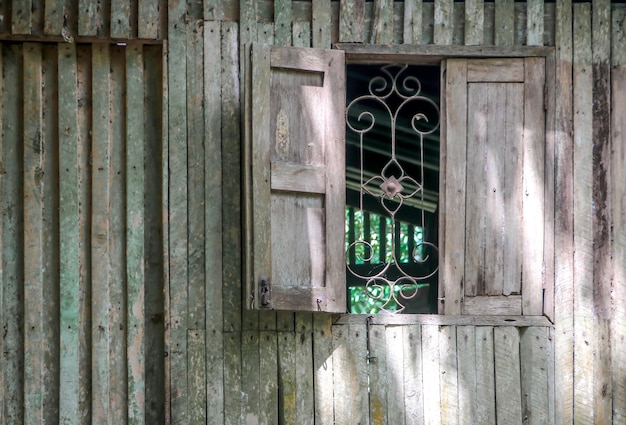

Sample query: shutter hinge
[259,275,271,307]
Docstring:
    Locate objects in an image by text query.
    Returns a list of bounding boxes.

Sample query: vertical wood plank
[494,0,514,46]
[371,0,393,44]
[139,0,160,39]
[403,325,423,425]
[260,331,278,425]
[279,332,297,424]
[522,57,546,314]
[421,325,441,425]
[543,51,556,322]
[188,330,207,424]
[520,327,550,425]
[339,0,365,43]
[223,332,242,425]
[0,42,3,422]
[292,21,311,47]
[312,0,332,48]
[12,0,32,34]
[475,326,496,423]
[313,314,334,425]
[125,43,146,425]
[386,326,404,425]
[204,20,225,425]
[79,0,109,37]
[332,324,368,425]
[572,5,594,423]
[23,42,44,425]
[403,0,422,44]
[242,331,261,425]
[44,0,64,34]
[553,0,574,423]
[591,2,612,422]
[439,326,458,425]
[464,0,483,46]
[274,0,292,46]
[494,327,522,424]
[368,325,387,425]
[91,43,112,423]
[221,21,242,333]
[433,0,453,45]
[2,43,24,424]
[456,326,477,423]
[295,327,314,425]
[526,0,544,46]
[611,6,626,422]
[111,0,131,38]
[440,59,466,315]
[108,45,128,425]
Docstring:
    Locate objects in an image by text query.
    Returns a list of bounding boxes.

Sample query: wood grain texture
[139,0,160,38]
[494,0,514,46]
[464,0,484,45]
[312,0,332,48]
[433,0,453,45]
[526,0,544,46]
[421,325,441,425]
[403,0,422,44]
[371,0,393,44]
[520,327,551,425]
[403,325,423,425]
[339,0,365,42]
[111,0,131,38]
[494,327,522,423]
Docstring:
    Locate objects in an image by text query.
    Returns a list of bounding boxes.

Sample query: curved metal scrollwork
[346,64,439,313]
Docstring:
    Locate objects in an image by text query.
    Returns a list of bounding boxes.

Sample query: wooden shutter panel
[440,58,546,316]
[247,45,346,312]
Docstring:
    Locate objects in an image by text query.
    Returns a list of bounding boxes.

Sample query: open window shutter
[247,45,346,312]
[440,58,546,316]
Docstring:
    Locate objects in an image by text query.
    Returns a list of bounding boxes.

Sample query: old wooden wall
[0,1,624,424]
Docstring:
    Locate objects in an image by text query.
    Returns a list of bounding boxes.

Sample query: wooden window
[246,46,551,318]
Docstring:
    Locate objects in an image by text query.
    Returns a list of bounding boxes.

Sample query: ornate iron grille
[346,64,440,314]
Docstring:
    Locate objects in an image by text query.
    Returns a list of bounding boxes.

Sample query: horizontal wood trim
[336,44,555,65]
[271,46,328,72]
[463,295,523,316]
[335,313,552,327]
[467,58,525,82]
[265,287,345,313]
[271,162,326,194]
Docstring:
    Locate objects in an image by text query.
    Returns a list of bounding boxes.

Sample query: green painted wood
[223,332,242,425]
[23,42,44,425]
[433,0,453,45]
[275,0,293,46]
[188,330,207,424]
[371,0,393,44]
[108,45,128,424]
[494,0,514,46]
[278,332,296,424]
[339,0,365,43]
[79,0,105,36]
[403,0,422,44]
[572,5,594,424]
[12,0,31,34]
[204,20,225,425]
[313,314,334,424]
[111,0,131,39]
[260,331,278,425]
[139,0,160,38]
[221,21,242,333]
[167,0,190,421]
[91,43,112,422]
[312,0,331,48]
[292,21,311,47]
[125,43,146,425]
[464,0,484,45]
[44,0,64,34]
[526,0,544,46]
[242,331,261,425]
[2,43,24,424]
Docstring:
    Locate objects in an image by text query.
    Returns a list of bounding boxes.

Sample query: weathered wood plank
[167,0,189,421]
[371,0,393,44]
[2,43,24,424]
[313,314,334,424]
[223,332,242,425]
[464,0,483,46]
[403,325,423,425]
[260,331,279,425]
[12,0,32,34]
[78,0,109,37]
[275,0,293,46]
[44,0,64,34]
[494,0,514,46]
[0,41,3,419]
[188,330,207,424]
[522,57,545,313]
[108,44,127,424]
[204,20,225,425]
[456,326,477,423]
[312,0,332,48]
[526,0,544,46]
[439,326,458,425]
[292,20,311,47]
[386,326,404,424]
[553,0,574,423]
[125,43,146,425]
[332,324,368,424]
[433,0,453,45]
[572,5,595,423]
[221,21,242,333]
[111,0,131,38]
[475,326,496,423]
[242,331,261,425]
[23,42,44,425]
[339,0,365,43]
[295,326,314,425]
[402,0,422,44]
[591,2,612,422]
[91,43,112,423]
[611,7,626,422]
[421,325,441,425]
[494,327,522,423]
[520,327,550,425]
[279,332,297,424]
[440,58,466,315]
[368,325,387,425]
[543,50,556,322]
[139,0,160,38]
